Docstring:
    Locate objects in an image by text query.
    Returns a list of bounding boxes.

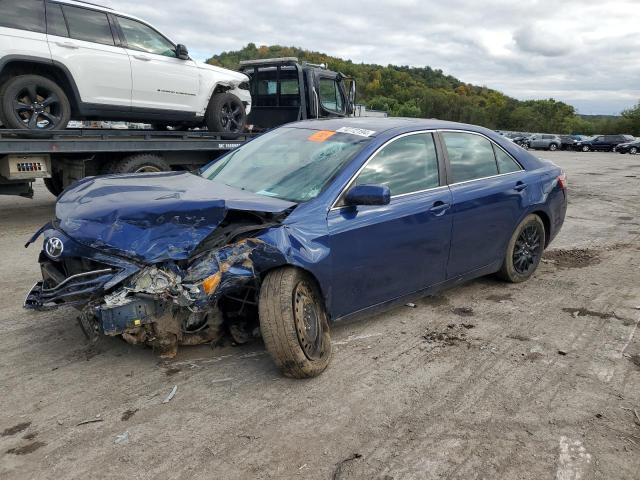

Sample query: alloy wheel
[631,147,638,155]
[12,83,62,130]
[219,100,243,132]
[512,224,542,275]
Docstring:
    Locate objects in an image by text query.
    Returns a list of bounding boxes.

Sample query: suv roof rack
[65,0,113,10]
[239,57,300,66]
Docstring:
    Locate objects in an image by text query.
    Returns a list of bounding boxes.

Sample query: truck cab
[239,57,356,131]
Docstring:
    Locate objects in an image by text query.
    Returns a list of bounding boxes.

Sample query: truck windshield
[200,127,372,203]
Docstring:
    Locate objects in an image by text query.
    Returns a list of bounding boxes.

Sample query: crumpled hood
[56,172,295,263]
[195,61,248,85]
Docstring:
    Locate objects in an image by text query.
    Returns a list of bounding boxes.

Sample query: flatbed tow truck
[0,57,356,198]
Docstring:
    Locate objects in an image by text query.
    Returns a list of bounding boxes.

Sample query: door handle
[55,41,79,49]
[132,55,151,61]
[429,201,450,216]
[514,181,528,192]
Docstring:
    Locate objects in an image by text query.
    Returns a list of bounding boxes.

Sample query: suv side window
[46,2,68,37]
[494,146,522,174]
[442,132,499,183]
[319,78,344,113]
[117,16,176,57]
[354,133,439,196]
[61,5,114,46]
[0,0,45,33]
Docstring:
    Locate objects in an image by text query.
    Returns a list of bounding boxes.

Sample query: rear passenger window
[46,3,68,37]
[62,5,114,45]
[442,132,498,183]
[0,0,45,33]
[494,146,522,174]
[355,133,439,196]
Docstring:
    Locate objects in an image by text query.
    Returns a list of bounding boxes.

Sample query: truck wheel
[497,214,545,283]
[205,92,246,135]
[0,75,71,131]
[259,267,332,378]
[44,175,64,197]
[106,154,171,174]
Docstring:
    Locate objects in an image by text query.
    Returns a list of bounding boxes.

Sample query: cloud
[106,0,640,114]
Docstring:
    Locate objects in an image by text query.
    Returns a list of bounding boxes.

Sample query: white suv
[0,0,251,132]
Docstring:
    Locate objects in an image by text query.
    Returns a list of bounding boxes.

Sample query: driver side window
[354,133,440,197]
[117,16,176,57]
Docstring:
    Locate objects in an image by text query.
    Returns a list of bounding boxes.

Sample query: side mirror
[344,184,390,206]
[176,44,189,60]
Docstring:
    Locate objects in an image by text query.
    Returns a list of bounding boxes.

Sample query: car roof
[53,0,142,22]
[287,117,499,138]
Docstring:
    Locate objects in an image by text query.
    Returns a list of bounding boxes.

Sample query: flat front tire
[259,267,332,378]
[497,214,545,283]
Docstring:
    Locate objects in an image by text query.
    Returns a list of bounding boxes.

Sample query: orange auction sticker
[308,130,336,142]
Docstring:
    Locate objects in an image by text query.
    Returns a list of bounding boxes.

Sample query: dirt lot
[1,150,639,480]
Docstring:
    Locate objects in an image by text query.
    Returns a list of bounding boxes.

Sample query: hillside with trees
[208,44,640,136]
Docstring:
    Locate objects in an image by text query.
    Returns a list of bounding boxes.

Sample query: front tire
[548,143,558,151]
[630,147,638,155]
[259,267,332,378]
[0,75,71,131]
[204,92,246,135]
[581,145,590,152]
[497,214,545,283]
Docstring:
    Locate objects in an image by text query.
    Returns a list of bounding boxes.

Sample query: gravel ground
[1,150,639,480]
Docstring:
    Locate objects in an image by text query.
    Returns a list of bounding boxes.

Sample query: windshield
[200,127,373,202]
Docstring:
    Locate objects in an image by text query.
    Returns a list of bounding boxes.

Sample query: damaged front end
[26,207,292,358]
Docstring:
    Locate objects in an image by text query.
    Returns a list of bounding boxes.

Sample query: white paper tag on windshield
[336,127,376,137]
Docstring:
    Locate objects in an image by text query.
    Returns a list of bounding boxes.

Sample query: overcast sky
[109,0,640,115]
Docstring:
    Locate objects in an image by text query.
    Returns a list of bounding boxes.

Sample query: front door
[328,132,452,318]
[115,15,200,112]
[440,131,527,278]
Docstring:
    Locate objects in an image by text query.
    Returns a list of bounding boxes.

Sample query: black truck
[0,58,356,198]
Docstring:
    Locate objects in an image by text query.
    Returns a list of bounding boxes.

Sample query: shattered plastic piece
[114,431,130,445]
[162,385,178,404]
[405,303,417,308]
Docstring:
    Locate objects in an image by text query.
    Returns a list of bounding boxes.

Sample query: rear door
[114,15,200,113]
[328,132,452,317]
[47,3,131,107]
[440,131,526,278]
[0,0,49,62]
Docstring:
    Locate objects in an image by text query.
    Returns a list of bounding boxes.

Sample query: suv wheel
[204,92,246,135]
[581,145,590,152]
[548,143,558,151]
[0,75,71,131]
[630,147,638,155]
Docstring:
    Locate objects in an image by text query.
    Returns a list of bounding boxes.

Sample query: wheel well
[0,61,78,113]
[532,210,551,248]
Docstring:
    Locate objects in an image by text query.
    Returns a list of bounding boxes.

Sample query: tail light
[557,172,567,189]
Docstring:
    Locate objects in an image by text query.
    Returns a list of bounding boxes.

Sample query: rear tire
[105,154,171,174]
[0,74,71,131]
[204,92,246,136]
[548,143,558,151]
[44,174,64,197]
[630,147,638,155]
[581,145,590,152]
[259,267,332,378]
[497,214,545,283]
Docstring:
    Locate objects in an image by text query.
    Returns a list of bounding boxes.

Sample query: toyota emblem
[45,237,64,258]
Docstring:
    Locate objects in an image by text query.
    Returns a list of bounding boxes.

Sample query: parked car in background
[0,0,251,132]
[528,134,562,151]
[573,134,634,152]
[558,135,578,150]
[24,117,567,378]
[512,134,531,148]
[615,139,640,154]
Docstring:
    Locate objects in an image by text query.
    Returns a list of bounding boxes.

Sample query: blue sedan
[25,118,567,377]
